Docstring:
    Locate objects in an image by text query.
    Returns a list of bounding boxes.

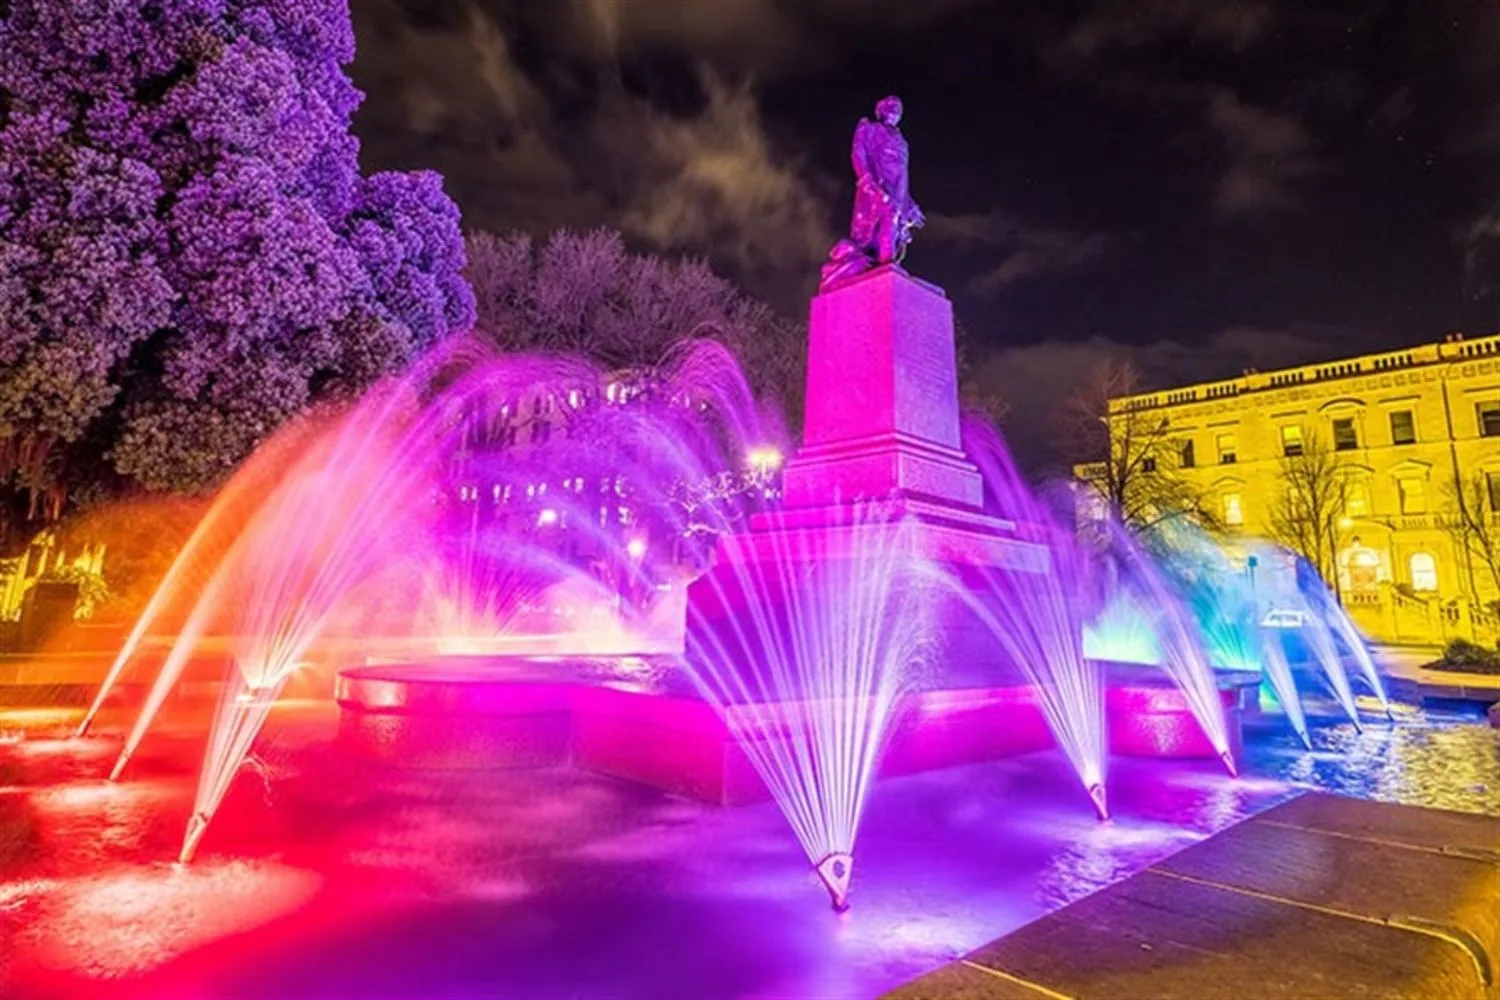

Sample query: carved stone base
[789,263,983,512]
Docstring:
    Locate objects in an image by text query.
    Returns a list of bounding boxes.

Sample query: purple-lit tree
[0,0,474,545]
[466,228,804,423]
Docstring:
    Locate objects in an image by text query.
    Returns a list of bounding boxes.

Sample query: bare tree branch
[1267,431,1347,593]
[1442,471,1500,610]
[1062,358,1219,538]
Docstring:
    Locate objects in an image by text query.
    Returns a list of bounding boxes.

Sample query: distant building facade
[452,372,782,577]
[1088,333,1500,646]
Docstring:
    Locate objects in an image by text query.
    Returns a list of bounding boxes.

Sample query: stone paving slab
[887,792,1499,1000]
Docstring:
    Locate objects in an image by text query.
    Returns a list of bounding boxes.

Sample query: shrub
[1436,638,1500,675]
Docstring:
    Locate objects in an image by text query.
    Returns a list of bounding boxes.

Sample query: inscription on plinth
[785,265,983,510]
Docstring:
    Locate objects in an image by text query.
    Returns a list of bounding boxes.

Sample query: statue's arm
[867,129,908,202]
[851,119,874,181]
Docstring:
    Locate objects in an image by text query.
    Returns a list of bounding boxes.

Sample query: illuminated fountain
[681,508,931,910]
[75,98,1290,903]
[956,420,1108,817]
[1094,522,1236,777]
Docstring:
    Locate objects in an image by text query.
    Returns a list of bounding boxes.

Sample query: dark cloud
[349,0,1500,454]
[927,211,1113,293]
[1061,0,1273,58]
[351,0,835,309]
[1204,90,1323,216]
[1464,204,1500,300]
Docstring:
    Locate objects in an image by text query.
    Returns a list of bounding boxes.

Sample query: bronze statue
[821,95,925,289]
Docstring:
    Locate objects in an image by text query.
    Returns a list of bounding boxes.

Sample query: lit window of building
[1331,417,1358,451]
[1389,409,1416,445]
[1216,433,1237,464]
[1478,400,1500,438]
[1408,552,1438,592]
[1488,471,1500,512]
[1223,492,1244,526]
[1280,424,1304,457]
[1344,479,1370,517]
[1397,476,1426,515]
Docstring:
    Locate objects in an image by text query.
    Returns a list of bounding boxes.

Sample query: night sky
[348,0,1500,465]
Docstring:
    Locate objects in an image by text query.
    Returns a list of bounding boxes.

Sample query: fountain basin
[336,658,1247,802]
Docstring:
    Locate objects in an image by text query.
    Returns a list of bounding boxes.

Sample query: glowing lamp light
[746,445,783,471]
[626,537,647,560]
[537,508,559,527]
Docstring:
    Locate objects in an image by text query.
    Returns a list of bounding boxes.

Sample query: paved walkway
[886,792,1500,999]
[1373,644,1500,704]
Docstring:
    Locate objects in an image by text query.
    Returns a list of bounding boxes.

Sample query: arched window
[1408,552,1438,593]
[1342,542,1381,592]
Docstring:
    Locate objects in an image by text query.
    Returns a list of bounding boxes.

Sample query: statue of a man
[821,96,925,289]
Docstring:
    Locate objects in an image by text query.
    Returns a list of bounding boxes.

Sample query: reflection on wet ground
[0,698,1494,999]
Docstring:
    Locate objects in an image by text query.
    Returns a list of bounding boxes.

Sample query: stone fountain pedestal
[686,265,1048,687]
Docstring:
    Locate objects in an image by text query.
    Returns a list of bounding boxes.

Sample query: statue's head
[875,95,903,126]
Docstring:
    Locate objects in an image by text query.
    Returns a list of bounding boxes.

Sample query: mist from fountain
[957,418,1109,818]
[94,337,791,861]
[75,418,325,738]
[1260,630,1311,747]
[681,508,932,910]
[1095,523,1235,776]
[1083,592,1161,667]
[1299,577,1392,718]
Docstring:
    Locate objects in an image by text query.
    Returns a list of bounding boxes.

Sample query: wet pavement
[1,697,1495,999]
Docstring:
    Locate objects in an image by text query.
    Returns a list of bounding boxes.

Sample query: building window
[1216,433,1238,464]
[1179,439,1196,468]
[1397,477,1427,515]
[1478,400,1500,438]
[1281,424,1304,457]
[1223,492,1244,527]
[1345,544,1381,592]
[1408,552,1438,593]
[1389,410,1416,445]
[1331,418,1357,451]
[1141,454,1158,473]
[1488,471,1500,512]
[1345,480,1370,517]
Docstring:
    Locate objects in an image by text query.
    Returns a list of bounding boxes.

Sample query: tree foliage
[466,228,805,427]
[0,0,475,547]
[1062,358,1217,537]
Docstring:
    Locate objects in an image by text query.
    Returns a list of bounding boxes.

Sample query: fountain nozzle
[1219,749,1239,777]
[179,811,210,865]
[1087,782,1110,821]
[815,853,854,912]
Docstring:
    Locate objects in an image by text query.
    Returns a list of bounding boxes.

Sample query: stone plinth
[783,265,984,512]
[687,265,1049,690]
